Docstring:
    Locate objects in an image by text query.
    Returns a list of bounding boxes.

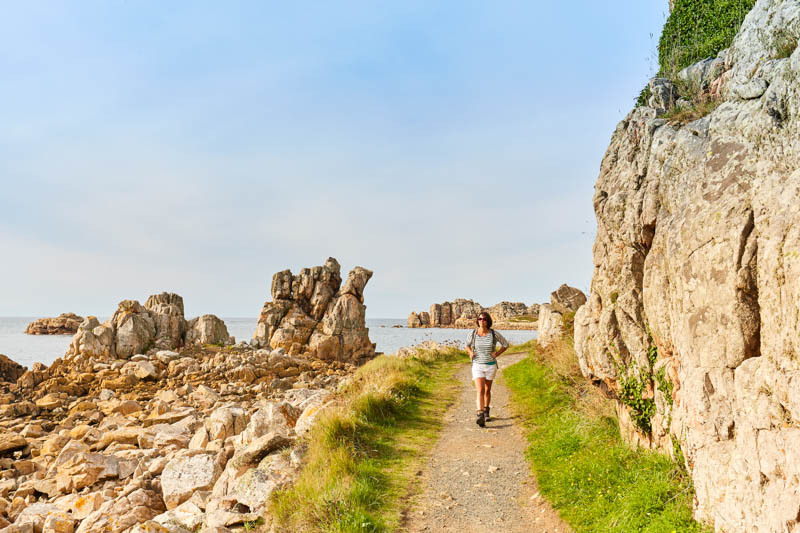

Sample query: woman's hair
[476,311,493,328]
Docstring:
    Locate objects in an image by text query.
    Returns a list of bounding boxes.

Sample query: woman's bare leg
[474,378,486,410]
[483,380,493,411]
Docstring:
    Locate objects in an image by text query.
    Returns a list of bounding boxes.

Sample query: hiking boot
[484,406,491,421]
[476,410,485,427]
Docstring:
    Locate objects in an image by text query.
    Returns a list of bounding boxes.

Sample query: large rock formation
[66,293,230,361]
[25,313,83,335]
[538,285,586,348]
[575,1,800,530]
[253,258,375,362]
[408,299,537,329]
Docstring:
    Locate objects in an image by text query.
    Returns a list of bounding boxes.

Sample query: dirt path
[404,352,571,533]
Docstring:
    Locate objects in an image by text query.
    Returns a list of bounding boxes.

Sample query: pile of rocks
[537,284,587,348]
[407,299,538,330]
[67,293,230,361]
[0,340,350,532]
[25,314,83,336]
[252,258,375,363]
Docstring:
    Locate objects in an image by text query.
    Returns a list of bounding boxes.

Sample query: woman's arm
[492,331,510,358]
[466,346,475,360]
[492,346,507,358]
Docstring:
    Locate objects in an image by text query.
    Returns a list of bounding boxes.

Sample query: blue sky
[1,1,667,318]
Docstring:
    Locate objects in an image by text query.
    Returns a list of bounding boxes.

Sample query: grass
[505,337,708,533]
[661,95,722,126]
[269,347,464,532]
[658,0,755,78]
[509,315,537,323]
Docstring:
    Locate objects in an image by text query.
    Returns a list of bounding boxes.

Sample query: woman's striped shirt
[468,329,509,365]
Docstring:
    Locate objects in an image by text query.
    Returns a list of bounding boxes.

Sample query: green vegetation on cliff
[505,338,707,532]
[270,348,462,532]
[636,0,756,106]
[659,0,755,76]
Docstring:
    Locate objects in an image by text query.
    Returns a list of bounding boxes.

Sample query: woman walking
[465,311,509,427]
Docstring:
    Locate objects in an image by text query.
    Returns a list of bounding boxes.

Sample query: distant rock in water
[66,292,232,361]
[24,313,83,335]
[0,354,26,383]
[408,299,538,329]
[252,257,375,362]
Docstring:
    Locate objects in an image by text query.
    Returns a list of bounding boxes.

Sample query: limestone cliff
[575,1,800,530]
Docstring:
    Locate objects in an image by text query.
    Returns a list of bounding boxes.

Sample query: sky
[0,1,667,319]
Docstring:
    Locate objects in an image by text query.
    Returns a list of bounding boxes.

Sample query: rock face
[65,293,231,361]
[409,299,537,329]
[25,313,83,335]
[253,258,375,362]
[575,2,800,530]
[538,285,586,348]
[0,355,26,383]
[185,315,231,346]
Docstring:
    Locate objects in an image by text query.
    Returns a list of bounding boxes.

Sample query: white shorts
[472,363,497,381]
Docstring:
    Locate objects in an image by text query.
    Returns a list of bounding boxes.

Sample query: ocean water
[0,317,537,369]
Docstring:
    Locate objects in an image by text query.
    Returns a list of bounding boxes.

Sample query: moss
[609,291,619,305]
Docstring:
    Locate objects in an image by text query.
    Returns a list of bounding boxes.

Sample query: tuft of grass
[661,96,722,125]
[509,315,537,323]
[773,28,799,59]
[505,338,708,532]
[270,347,464,532]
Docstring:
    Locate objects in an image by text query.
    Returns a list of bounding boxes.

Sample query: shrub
[658,0,756,77]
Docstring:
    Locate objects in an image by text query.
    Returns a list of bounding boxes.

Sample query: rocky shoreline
[407,299,539,330]
[0,258,378,533]
[0,340,348,532]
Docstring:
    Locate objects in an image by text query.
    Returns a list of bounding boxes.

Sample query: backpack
[469,328,495,352]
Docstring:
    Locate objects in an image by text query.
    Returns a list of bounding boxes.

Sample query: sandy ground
[403,352,572,533]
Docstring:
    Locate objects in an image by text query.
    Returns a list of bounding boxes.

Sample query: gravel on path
[403,352,571,533]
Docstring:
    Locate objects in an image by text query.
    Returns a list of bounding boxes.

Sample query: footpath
[404,352,571,533]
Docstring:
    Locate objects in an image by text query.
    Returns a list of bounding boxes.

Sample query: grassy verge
[505,337,708,532]
[269,347,464,532]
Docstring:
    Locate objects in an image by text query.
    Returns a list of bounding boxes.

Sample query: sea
[0,317,537,369]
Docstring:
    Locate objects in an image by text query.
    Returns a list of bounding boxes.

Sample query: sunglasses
[477,317,487,321]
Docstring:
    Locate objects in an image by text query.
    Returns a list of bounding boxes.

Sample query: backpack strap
[469,329,477,350]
